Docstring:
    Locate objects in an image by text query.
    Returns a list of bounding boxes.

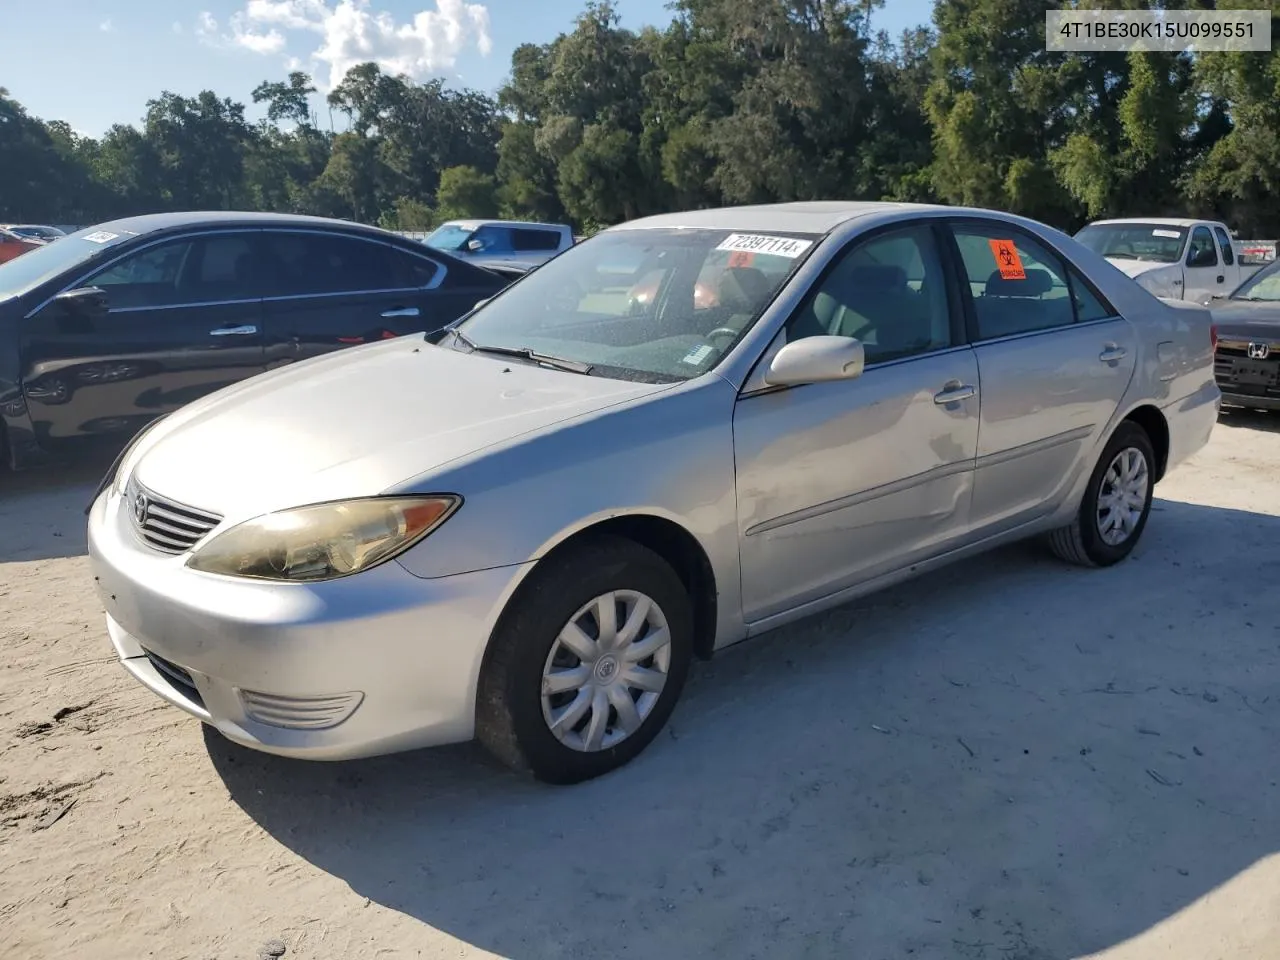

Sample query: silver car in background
[87,201,1220,784]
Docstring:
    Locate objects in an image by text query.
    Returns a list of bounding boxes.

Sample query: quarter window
[785,224,952,364]
[262,232,396,297]
[510,229,562,253]
[949,225,1076,339]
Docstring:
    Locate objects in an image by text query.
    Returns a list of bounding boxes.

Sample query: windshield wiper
[449,329,593,374]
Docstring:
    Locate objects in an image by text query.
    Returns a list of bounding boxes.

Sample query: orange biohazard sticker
[989,239,1026,280]
[727,250,755,268]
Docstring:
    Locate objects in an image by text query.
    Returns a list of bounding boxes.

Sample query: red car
[0,228,43,264]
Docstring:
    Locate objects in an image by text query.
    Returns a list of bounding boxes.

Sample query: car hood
[130,337,673,521]
[1210,299,1280,340]
[1106,258,1178,279]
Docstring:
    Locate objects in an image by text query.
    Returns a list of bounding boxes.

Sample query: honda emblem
[1247,342,1271,360]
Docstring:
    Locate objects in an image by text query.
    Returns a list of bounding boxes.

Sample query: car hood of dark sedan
[129,336,674,520]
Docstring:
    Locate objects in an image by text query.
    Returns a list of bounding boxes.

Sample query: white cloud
[99,19,114,32]
[200,0,491,88]
[172,21,184,34]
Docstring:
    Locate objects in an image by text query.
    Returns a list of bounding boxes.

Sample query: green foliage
[5,2,1280,236]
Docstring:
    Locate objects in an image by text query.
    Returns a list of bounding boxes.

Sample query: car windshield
[423,224,476,252]
[1075,223,1187,263]
[1231,259,1280,301]
[0,225,133,303]
[451,227,820,382]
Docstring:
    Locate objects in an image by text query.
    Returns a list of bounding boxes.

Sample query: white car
[87,201,1220,784]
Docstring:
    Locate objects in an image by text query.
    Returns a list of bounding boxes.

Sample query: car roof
[1086,217,1207,228]
[607,201,966,235]
[438,219,566,231]
[81,211,404,240]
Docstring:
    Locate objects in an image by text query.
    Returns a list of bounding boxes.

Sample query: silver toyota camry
[87,202,1220,784]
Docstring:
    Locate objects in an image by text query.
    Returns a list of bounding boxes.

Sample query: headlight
[186,496,461,582]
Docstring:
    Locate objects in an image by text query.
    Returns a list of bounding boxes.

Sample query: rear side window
[470,225,513,254]
[1214,226,1235,266]
[262,232,396,296]
[511,229,562,252]
[949,224,1077,339]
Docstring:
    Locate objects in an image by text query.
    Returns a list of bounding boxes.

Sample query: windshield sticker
[988,239,1026,280]
[681,344,715,366]
[83,231,118,244]
[1152,229,1182,239]
[716,234,813,259]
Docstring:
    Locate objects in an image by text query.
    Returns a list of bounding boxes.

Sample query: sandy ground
[1,411,1278,960]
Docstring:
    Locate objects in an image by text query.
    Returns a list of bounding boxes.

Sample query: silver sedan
[87,202,1221,784]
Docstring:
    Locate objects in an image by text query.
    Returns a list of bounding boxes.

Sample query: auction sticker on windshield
[83,231,119,244]
[1153,229,1182,238]
[717,234,814,258]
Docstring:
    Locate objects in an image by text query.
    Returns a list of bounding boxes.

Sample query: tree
[435,166,499,220]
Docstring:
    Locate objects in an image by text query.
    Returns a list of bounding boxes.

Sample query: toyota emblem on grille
[132,491,149,524]
[1248,342,1271,360]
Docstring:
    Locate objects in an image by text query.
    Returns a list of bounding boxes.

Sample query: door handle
[1100,343,1128,363]
[1172,278,1183,286]
[381,306,420,318]
[209,324,258,336]
[1216,275,1225,284]
[933,381,976,404]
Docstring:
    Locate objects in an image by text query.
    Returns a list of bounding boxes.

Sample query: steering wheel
[705,326,740,345]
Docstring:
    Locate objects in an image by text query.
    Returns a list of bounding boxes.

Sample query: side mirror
[466,239,484,253]
[53,286,109,316]
[764,336,865,387]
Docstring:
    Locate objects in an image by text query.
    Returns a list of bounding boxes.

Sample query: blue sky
[2,0,934,136]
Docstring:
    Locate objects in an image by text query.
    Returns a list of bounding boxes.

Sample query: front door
[20,231,267,457]
[1184,225,1225,303]
[946,220,1137,532]
[733,222,980,622]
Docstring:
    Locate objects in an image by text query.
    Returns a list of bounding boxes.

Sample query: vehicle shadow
[0,457,111,562]
[1217,406,1280,434]
[208,497,1280,959]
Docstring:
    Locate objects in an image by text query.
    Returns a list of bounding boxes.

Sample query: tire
[1047,421,1156,567]
[476,535,693,784]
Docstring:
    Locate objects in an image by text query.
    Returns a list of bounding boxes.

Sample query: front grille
[126,479,222,555]
[1215,352,1280,398]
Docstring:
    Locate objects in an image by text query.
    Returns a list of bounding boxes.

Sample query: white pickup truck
[1074,217,1262,304]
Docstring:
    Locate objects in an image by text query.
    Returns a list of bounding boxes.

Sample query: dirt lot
[1,411,1278,960]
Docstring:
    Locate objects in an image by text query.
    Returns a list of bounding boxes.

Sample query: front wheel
[1047,421,1156,567]
[476,536,693,784]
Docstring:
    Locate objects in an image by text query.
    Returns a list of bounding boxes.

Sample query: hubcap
[540,590,672,753]
[1096,446,1150,546]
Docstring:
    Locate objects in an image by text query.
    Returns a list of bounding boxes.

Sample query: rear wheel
[1047,421,1155,567]
[476,536,693,784]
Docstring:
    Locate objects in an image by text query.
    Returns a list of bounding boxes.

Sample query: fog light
[239,689,363,730]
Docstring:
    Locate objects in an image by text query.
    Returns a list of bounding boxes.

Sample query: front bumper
[87,487,532,760]
[1218,389,1280,411]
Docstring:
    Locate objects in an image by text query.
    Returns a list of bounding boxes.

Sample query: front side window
[423,223,474,252]
[262,232,396,297]
[0,226,132,303]
[86,234,261,309]
[1214,226,1236,266]
[469,226,513,254]
[951,224,1076,339]
[453,228,819,382]
[1187,226,1218,267]
[785,224,952,364]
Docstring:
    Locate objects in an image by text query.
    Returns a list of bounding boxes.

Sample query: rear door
[946,219,1137,534]
[259,230,455,364]
[19,230,267,457]
[1184,225,1225,303]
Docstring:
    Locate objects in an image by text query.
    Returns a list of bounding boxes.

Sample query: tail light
[1210,323,1217,351]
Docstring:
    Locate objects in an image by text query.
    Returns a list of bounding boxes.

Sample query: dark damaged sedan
[0,212,509,469]
[1211,258,1280,413]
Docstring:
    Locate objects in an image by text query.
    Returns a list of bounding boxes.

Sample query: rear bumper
[1161,379,1221,475]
